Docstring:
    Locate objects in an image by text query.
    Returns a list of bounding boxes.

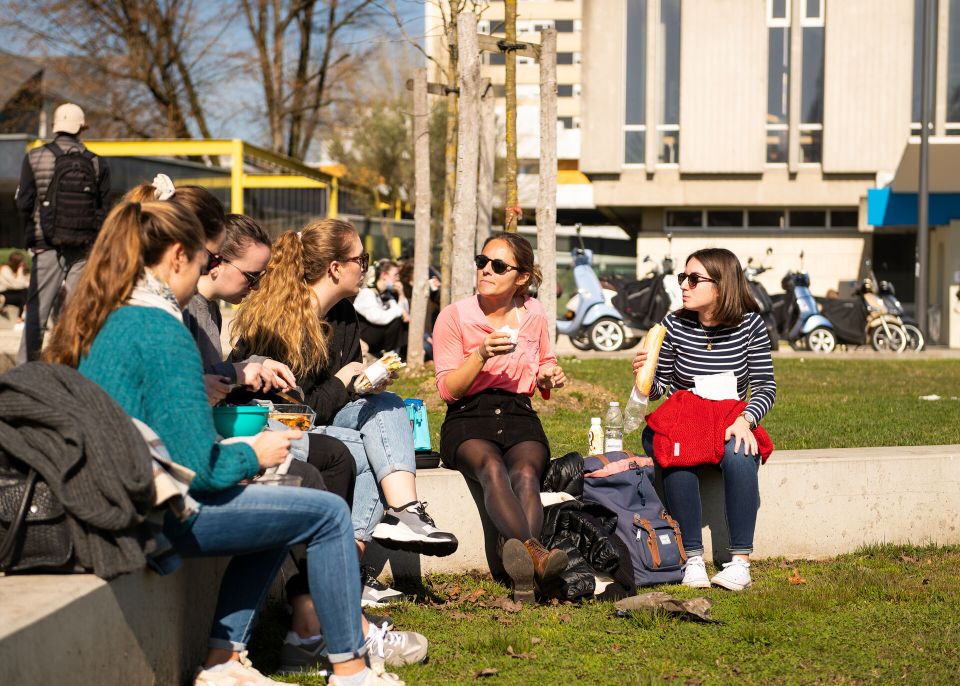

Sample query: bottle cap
[591,417,602,423]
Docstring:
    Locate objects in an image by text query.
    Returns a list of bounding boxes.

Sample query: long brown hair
[482,232,542,297]
[232,218,358,377]
[124,183,225,242]
[44,201,204,367]
[680,248,758,327]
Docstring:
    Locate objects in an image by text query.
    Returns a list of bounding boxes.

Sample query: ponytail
[45,201,204,367]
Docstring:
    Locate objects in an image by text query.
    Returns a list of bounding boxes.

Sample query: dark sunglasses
[677,272,716,288]
[223,259,265,288]
[342,251,370,272]
[201,249,222,275]
[475,254,519,275]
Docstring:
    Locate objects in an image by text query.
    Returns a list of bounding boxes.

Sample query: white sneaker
[194,658,294,685]
[710,558,752,591]
[364,620,429,667]
[681,555,711,588]
[328,663,405,686]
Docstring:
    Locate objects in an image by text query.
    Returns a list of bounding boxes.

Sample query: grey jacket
[15,134,111,249]
[183,294,265,381]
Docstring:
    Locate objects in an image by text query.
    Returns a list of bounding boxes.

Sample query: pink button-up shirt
[433,295,559,403]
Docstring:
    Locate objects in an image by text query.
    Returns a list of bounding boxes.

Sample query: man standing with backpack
[14,103,110,363]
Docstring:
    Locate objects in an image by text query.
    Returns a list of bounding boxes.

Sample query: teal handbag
[403,398,432,452]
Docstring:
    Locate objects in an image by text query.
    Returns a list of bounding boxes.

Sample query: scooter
[854,264,909,353]
[877,280,924,352]
[779,251,838,352]
[556,225,644,352]
[745,248,779,351]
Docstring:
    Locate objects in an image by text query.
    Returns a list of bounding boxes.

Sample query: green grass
[250,544,960,685]
[391,357,960,454]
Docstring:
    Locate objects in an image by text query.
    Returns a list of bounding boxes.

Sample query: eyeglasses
[475,254,519,275]
[223,259,265,288]
[201,249,222,275]
[677,272,716,288]
[342,251,370,272]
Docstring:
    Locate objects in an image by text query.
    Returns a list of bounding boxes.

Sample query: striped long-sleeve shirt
[649,311,777,422]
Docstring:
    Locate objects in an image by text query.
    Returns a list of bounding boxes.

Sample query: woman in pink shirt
[433,232,568,603]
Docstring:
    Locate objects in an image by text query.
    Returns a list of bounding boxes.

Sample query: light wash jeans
[310,392,417,541]
[166,485,366,661]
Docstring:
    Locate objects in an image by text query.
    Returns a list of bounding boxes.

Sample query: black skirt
[439,389,549,470]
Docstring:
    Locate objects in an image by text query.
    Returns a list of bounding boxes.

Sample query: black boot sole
[502,538,535,604]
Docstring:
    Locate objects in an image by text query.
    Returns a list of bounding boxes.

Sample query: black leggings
[285,433,357,599]
[359,316,405,357]
[455,439,549,542]
[0,288,27,315]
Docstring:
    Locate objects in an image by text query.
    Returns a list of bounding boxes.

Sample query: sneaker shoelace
[366,622,405,658]
[410,501,436,526]
[362,565,390,591]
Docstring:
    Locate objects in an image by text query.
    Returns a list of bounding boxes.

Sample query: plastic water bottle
[604,402,624,452]
[623,386,650,434]
[588,417,604,455]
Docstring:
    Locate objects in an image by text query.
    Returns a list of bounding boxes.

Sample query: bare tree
[2,0,225,138]
[240,0,378,159]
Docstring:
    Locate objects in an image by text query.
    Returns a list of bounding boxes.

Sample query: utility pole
[536,27,558,340]
[917,0,936,336]
[408,67,431,370]
[504,0,519,232]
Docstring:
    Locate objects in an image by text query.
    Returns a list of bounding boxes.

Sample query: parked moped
[778,252,839,352]
[877,279,924,352]
[745,248,779,351]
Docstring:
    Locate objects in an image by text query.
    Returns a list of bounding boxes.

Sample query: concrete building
[580,0,960,344]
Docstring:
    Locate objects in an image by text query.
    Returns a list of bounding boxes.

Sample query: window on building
[556,20,575,33]
[912,0,938,135]
[800,0,824,163]
[830,210,859,227]
[493,84,506,98]
[789,210,827,227]
[658,0,681,164]
[558,52,575,65]
[947,0,960,133]
[707,210,745,228]
[559,116,579,129]
[489,52,505,66]
[624,0,648,165]
[666,210,703,227]
[767,0,790,163]
[749,210,786,228]
[558,84,574,97]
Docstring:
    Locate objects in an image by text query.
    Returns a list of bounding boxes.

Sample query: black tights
[456,439,548,542]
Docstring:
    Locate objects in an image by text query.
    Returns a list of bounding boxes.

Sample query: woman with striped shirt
[632,248,776,591]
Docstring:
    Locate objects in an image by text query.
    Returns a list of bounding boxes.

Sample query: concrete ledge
[369,444,960,575]
[0,559,226,685]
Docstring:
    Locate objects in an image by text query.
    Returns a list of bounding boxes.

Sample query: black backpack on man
[38,142,105,248]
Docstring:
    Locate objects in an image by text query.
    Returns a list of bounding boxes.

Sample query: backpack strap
[662,510,687,563]
[44,142,64,158]
[634,515,662,568]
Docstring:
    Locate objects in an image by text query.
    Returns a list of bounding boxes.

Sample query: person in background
[633,248,776,592]
[432,232,568,603]
[15,103,110,363]
[0,250,30,325]
[397,261,441,361]
[354,259,408,358]
[44,200,402,686]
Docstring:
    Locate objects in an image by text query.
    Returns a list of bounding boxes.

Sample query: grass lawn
[251,544,960,685]
[391,357,960,454]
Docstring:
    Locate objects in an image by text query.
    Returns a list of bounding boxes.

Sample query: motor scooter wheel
[570,335,592,351]
[588,317,626,352]
[870,324,907,353]
[805,327,836,353]
[902,324,925,352]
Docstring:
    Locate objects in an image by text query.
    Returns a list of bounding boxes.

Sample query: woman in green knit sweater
[45,201,402,686]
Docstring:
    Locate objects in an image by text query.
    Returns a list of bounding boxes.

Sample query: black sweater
[230,298,362,425]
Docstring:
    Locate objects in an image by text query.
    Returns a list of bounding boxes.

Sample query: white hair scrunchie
[152,173,176,201]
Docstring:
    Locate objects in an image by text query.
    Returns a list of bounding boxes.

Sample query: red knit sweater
[646,390,774,467]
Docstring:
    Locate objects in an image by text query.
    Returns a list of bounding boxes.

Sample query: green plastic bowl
[212,405,270,438]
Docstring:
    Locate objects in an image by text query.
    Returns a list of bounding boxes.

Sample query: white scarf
[126,269,184,322]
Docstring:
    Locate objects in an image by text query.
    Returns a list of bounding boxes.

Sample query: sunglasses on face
[475,254,519,275]
[201,249,222,275]
[223,259,265,288]
[677,272,716,288]
[342,251,370,272]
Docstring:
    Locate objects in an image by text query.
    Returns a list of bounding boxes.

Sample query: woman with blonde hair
[45,201,399,686]
[232,219,458,563]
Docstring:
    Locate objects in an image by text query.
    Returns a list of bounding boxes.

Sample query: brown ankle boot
[523,538,568,583]
[501,538,535,603]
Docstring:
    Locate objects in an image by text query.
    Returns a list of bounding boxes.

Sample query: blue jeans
[643,429,761,556]
[167,485,366,662]
[310,392,416,541]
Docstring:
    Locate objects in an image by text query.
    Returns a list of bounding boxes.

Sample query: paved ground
[3,304,960,374]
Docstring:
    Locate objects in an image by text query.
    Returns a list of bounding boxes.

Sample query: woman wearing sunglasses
[632,248,776,591]
[432,232,568,603]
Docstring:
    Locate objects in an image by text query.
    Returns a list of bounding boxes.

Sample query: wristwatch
[741,411,757,429]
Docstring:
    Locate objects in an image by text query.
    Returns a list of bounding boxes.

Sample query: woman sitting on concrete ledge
[43,201,402,686]
[432,232,569,603]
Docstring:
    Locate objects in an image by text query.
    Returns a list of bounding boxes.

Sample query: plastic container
[604,402,624,452]
[588,417,604,455]
[267,404,316,431]
[623,387,649,434]
[212,405,270,438]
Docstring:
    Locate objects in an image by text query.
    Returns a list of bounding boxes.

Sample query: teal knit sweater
[78,306,260,493]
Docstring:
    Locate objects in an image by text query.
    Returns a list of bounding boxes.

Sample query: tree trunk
[537,28,558,341]
[440,21,459,308]
[408,67,431,370]
[503,0,519,232]
[476,77,495,253]
[451,12,481,304]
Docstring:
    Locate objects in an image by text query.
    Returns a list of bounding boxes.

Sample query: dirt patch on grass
[411,376,617,416]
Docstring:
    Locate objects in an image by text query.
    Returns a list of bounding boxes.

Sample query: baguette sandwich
[635,323,666,396]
